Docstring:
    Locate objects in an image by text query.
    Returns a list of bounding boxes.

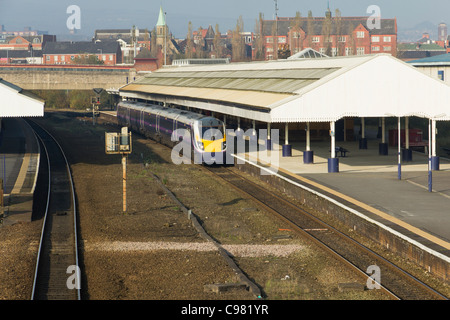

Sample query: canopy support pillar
[328,121,339,173]
[303,122,313,164]
[402,117,412,162]
[379,117,388,155]
[431,119,440,170]
[282,122,292,157]
[359,117,367,149]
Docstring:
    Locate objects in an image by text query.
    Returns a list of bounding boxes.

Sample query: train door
[139,109,145,133]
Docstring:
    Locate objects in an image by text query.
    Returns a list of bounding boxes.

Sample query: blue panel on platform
[282,144,292,157]
[328,157,339,173]
[303,150,314,164]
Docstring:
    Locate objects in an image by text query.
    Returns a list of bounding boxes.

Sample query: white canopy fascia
[0,79,44,117]
[270,54,450,123]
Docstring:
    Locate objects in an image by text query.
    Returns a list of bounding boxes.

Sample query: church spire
[156,5,166,26]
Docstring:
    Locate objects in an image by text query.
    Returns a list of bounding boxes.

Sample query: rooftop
[120,54,450,123]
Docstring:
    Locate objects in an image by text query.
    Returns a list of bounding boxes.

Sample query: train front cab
[193,117,227,165]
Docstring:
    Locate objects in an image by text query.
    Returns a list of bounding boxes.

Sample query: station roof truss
[0,78,45,118]
[119,53,450,123]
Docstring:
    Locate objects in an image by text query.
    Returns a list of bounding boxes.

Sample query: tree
[232,16,245,62]
[72,54,104,65]
[253,12,265,61]
[307,11,314,48]
[185,21,195,59]
[290,11,303,54]
[213,24,223,58]
[322,9,332,56]
[335,9,344,56]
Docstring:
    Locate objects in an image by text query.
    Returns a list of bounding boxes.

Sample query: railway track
[26,120,80,300]
[205,165,448,300]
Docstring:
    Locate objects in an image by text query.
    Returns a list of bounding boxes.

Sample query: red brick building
[0,34,56,51]
[259,11,397,60]
[42,41,122,65]
[133,48,161,72]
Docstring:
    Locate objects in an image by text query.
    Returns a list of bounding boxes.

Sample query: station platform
[0,117,40,226]
[237,136,450,279]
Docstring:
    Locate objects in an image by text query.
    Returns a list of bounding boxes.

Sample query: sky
[1,0,450,39]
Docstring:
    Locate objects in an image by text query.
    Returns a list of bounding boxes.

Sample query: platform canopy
[119,53,450,123]
[0,78,44,118]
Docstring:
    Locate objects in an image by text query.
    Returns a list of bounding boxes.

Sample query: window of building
[312,36,320,43]
[278,37,286,44]
[54,55,58,62]
[438,70,445,81]
[46,55,50,61]
[372,46,380,52]
[383,36,391,42]
[357,47,365,55]
[345,47,352,56]
[372,36,380,42]
[109,55,113,61]
[266,37,273,43]
[383,46,391,51]
[61,56,65,61]
[338,36,346,42]
[357,31,365,38]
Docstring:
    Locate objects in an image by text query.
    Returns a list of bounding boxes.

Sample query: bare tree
[185,21,194,59]
[253,12,265,60]
[335,9,344,56]
[232,16,245,62]
[307,10,314,48]
[213,24,223,58]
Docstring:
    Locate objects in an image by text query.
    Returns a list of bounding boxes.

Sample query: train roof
[118,101,215,125]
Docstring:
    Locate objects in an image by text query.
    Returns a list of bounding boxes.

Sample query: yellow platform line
[239,153,450,251]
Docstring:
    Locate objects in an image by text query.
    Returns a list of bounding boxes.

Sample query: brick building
[259,10,397,60]
[0,34,56,51]
[42,41,122,65]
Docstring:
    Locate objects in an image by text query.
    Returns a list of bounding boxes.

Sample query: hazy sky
[1,0,450,38]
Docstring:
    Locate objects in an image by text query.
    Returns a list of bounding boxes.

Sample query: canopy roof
[120,54,450,123]
[0,78,45,117]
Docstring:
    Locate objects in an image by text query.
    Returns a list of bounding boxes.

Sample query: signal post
[105,127,132,213]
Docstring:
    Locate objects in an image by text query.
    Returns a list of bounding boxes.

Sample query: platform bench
[335,147,350,157]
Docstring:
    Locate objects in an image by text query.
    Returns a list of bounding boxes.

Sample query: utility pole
[164,11,167,66]
[274,0,279,60]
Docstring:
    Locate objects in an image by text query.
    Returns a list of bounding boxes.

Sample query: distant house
[397,43,446,61]
[0,49,43,64]
[133,48,160,72]
[0,34,56,51]
[93,28,151,64]
[42,41,122,65]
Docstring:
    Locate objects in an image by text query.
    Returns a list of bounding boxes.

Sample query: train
[117,101,227,164]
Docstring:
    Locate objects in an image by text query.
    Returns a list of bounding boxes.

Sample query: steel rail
[27,119,80,300]
[205,165,448,300]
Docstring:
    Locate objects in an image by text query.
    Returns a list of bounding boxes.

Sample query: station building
[118,53,450,173]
